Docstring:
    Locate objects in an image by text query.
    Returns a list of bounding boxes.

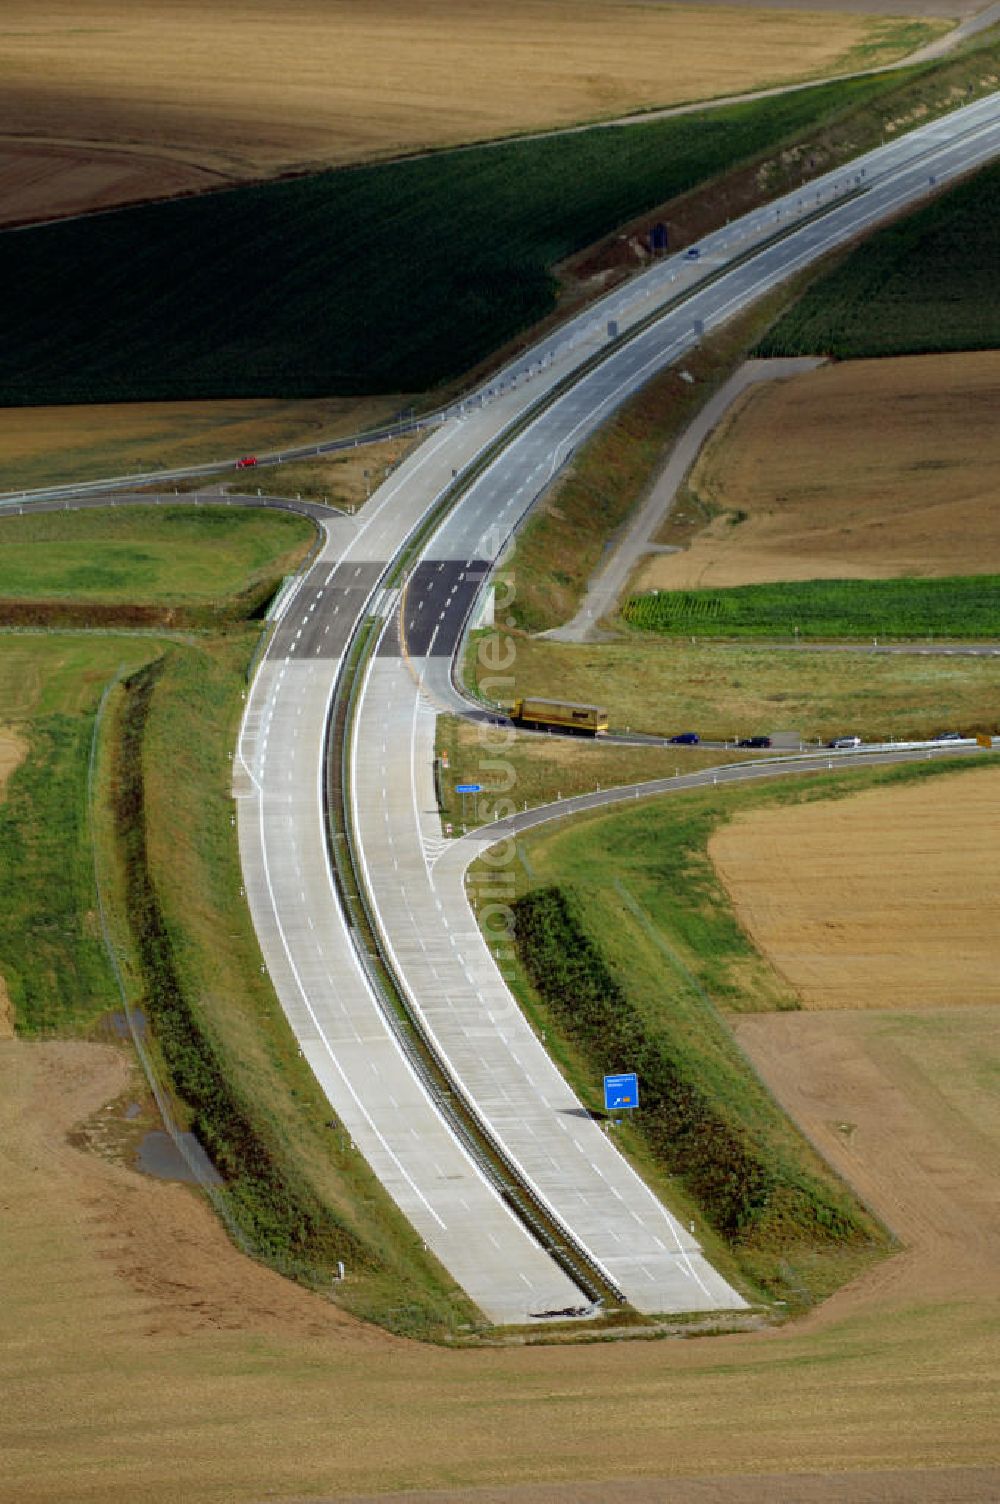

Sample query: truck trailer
[510,698,609,736]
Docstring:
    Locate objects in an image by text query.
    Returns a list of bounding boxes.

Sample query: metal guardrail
[323,601,619,1310]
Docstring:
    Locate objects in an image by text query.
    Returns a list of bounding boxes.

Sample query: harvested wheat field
[732,1002,1000,1313]
[3,1038,999,1503]
[0,726,27,798]
[709,764,1000,1009]
[0,0,948,226]
[640,352,1000,591]
[0,394,404,493]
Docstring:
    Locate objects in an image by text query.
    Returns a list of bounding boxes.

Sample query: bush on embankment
[512,883,887,1296]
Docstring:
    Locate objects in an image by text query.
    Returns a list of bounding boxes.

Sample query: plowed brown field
[732,1003,1000,1309]
[710,764,1000,1009]
[0,0,947,225]
[3,1028,999,1501]
[640,352,1000,590]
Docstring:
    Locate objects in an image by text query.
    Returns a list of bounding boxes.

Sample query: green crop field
[0,504,314,605]
[623,573,1000,640]
[756,158,1000,358]
[0,73,926,406]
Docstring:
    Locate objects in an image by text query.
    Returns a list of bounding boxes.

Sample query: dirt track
[0,726,26,798]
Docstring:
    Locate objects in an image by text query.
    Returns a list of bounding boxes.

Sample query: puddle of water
[105,1007,148,1041]
[135,1130,223,1187]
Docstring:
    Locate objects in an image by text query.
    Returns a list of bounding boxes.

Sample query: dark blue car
[668,732,700,745]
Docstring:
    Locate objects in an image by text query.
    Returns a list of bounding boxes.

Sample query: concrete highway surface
[237,90,1000,1321]
[8,92,1000,1323]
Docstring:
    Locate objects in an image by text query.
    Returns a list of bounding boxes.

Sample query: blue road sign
[455,783,483,793]
[604,1072,639,1111]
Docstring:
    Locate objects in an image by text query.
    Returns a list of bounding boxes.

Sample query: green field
[466,630,1000,741]
[0,72,948,405]
[0,635,164,1033]
[623,574,1000,641]
[0,505,314,605]
[756,157,1000,358]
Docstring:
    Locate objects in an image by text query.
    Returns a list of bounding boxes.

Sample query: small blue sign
[455,783,483,793]
[604,1072,639,1111]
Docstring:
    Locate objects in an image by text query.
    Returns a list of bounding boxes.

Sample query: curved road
[235,90,1000,1321]
[7,92,999,1322]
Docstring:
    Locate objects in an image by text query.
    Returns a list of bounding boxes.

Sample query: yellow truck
[510,698,609,736]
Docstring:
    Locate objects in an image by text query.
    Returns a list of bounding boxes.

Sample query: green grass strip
[624,573,1000,639]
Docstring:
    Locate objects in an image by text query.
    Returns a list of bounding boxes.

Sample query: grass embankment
[436,715,750,831]
[623,573,1000,641]
[0,395,404,496]
[477,758,993,1306]
[465,631,1000,741]
[223,430,426,508]
[504,294,797,633]
[0,505,315,628]
[111,642,472,1333]
[0,505,477,1338]
[0,636,164,1034]
[0,69,968,406]
[757,157,1000,359]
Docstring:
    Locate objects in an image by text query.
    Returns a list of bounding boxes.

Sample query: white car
[828,735,862,749]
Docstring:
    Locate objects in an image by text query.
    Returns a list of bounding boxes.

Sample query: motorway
[7,92,998,1322]
[239,89,1000,1322]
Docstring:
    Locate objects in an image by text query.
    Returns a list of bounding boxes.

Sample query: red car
[235,455,258,469]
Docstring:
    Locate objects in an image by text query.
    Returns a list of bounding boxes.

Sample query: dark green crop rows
[0,74,908,405]
[756,157,1000,358]
[624,574,1000,639]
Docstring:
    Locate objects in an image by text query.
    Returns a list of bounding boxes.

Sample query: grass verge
[0,504,315,624]
[436,714,750,832]
[474,756,994,1308]
[134,636,480,1335]
[623,573,1000,640]
[464,630,1000,741]
[503,291,799,632]
[0,635,164,1034]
